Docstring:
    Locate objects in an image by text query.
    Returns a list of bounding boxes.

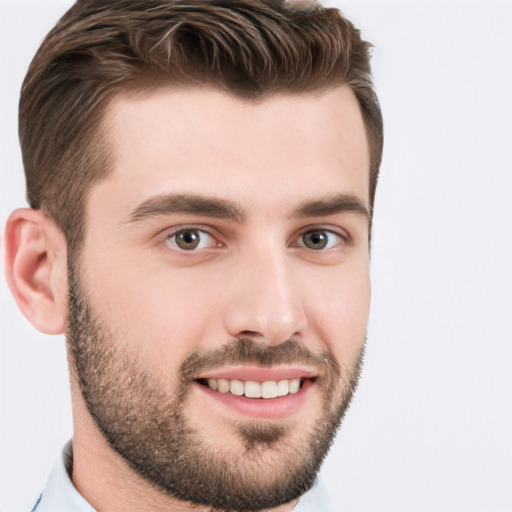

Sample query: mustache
[180,338,340,380]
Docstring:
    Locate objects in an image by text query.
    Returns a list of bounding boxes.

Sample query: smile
[198,378,303,399]
[193,366,319,418]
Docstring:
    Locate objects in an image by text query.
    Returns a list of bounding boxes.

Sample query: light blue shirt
[32,441,338,512]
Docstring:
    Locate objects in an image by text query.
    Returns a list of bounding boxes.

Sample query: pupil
[304,231,328,249]
[177,230,200,249]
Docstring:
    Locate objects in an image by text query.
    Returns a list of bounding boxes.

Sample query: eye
[165,228,217,251]
[299,229,343,250]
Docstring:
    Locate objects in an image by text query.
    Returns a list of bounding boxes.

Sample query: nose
[222,247,307,345]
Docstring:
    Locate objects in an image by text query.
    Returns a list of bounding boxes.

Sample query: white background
[1,1,511,511]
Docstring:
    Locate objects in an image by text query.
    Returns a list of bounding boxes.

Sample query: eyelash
[293,229,346,251]
[161,225,349,253]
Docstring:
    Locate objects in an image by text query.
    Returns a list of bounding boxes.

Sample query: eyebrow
[126,192,369,225]
[127,193,246,224]
[292,194,370,221]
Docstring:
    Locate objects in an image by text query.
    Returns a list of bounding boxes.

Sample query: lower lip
[194,379,315,419]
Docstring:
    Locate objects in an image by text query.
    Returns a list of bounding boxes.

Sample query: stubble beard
[66,262,365,512]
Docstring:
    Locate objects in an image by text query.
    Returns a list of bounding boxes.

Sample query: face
[68,86,371,510]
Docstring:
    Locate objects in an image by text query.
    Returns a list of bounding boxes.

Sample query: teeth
[261,381,278,399]
[289,378,301,394]
[217,379,230,393]
[245,381,261,398]
[277,380,289,397]
[230,379,244,396]
[204,378,303,399]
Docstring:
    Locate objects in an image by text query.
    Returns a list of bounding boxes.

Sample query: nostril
[238,330,262,338]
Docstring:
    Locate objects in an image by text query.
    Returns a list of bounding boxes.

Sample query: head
[8,1,383,510]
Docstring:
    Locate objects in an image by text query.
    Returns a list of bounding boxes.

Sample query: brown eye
[301,230,341,250]
[166,229,214,251]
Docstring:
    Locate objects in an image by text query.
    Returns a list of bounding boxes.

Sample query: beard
[66,261,365,512]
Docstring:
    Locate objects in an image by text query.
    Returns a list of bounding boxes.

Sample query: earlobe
[4,208,68,335]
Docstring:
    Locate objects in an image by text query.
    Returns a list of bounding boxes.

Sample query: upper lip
[196,365,319,381]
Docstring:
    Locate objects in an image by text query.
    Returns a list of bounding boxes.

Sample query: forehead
[93,86,370,218]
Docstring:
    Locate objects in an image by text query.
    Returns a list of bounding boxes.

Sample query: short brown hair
[19,0,383,252]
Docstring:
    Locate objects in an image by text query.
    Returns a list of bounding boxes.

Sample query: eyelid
[291,225,351,248]
[159,224,223,252]
[155,223,351,253]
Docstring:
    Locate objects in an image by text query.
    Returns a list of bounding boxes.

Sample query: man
[4,0,383,510]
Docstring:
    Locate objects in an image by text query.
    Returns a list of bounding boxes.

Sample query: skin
[5,85,371,512]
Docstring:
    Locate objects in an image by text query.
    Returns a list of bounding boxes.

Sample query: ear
[4,208,68,335]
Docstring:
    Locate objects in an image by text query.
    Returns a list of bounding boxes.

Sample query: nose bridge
[223,238,307,344]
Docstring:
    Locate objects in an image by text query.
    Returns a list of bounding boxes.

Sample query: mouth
[192,367,319,419]
[196,377,307,399]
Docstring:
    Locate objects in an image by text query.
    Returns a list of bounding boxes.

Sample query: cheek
[305,263,370,360]
[81,260,224,380]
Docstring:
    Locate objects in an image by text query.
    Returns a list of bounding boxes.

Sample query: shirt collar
[31,441,95,512]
